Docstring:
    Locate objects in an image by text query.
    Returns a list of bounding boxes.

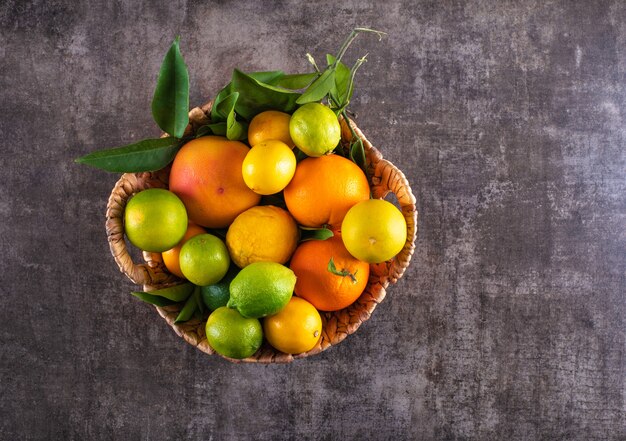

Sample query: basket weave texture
[106,101,417,363]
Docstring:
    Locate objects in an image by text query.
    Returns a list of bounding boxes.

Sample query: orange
[169,136,261,228]
[161,223,207,278]
[264,297,322,354]
[289,235,369,311]
[283,154,370,229]
[226,205,299,268]
[248,110,294,147]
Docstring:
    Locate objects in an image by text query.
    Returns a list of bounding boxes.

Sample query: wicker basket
[106,101,417,363]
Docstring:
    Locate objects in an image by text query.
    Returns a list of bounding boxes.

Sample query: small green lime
[200,265,239,311]
[289,103,341,157]
[205,307,263,359]
[179,234,230,286]
[124,188,188,252]
[228,262,296,318]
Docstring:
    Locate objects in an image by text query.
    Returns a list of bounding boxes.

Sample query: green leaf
[145,283,195,302]
[231,69,301,119]
[75,137,181,172]
[195,125,213,138]
[211,82,234,122]
[247,70,285,85]
[327,257,358,284]
[300,227,334,242]
[207,122,227,136]
[326,54,351,108]
[275,72,318,90]
[296,68,336,104]
[151,37,190,138]
[350,136,367,172]
[131,291,178,307]
[175,288,199,323]
[215,92,246,140]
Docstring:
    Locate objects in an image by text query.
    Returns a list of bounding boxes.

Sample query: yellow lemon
[226,205,300,268]
[264,297,322,354]
[341,199,407,263]
[242,140,296,195]
[248,110,294,147]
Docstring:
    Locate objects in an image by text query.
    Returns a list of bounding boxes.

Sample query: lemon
[179,234,230,286]
[242,140,296,195]
[226,205,299,268]
[228,262,296,318]
[264,297,322,354]
[289,103,341,157]
[205,307,263,359]
[341,199,407,263]
[248,110,294,147]
[124,188,188,252]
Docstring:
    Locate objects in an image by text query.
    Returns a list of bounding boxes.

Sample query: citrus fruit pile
[76,29,411,360]
[123,105,407,359]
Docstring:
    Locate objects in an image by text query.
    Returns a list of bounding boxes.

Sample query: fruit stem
[327,257,358,284]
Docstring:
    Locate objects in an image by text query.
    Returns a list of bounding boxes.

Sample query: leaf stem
[327,257,358,284]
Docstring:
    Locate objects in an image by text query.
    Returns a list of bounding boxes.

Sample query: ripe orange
[283,154,370,229]
[289,235,369,311]
[169,136,261,228]
[161,223,206,279]
[248,110,294,147]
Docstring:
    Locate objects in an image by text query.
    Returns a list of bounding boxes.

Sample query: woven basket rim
[105,100,418,363]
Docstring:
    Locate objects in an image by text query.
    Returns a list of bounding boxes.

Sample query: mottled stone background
[1,1,624,440]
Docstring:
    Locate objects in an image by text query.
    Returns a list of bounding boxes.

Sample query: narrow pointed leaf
[75,137,181,172]
[131,291,178,307]
[300,227,334,242]
[151,37,190,138]
[296,68,336,104]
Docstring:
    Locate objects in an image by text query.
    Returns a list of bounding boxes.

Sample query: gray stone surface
[1,1,624,439]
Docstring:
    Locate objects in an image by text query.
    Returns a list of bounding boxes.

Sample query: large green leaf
[74,137,181,172]
[275,72,318,90]
[151,37,190,138]
[231,69,301,119]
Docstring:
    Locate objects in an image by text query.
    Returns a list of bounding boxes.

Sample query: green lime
[200,265,239,311]
[179,234,230,286]
[228,262,296,318]
[124,188,188,252]
[205,307,263,359]
[289,103,341,157]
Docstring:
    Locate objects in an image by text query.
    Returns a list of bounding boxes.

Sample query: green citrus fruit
[242,140,296,195]
[205,307,263,359]
[228,262,296,318]
[341,199,408,263]
[200,265,239,311]
[289,103,341,157]
[179,234,230,286]
[124,188,188,252]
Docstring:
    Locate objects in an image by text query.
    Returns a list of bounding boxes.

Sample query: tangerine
[162,223,206,279]
[289,235,369,311]
[248,110,294,147]
[283,154,370,229]
[169,136,261,228]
